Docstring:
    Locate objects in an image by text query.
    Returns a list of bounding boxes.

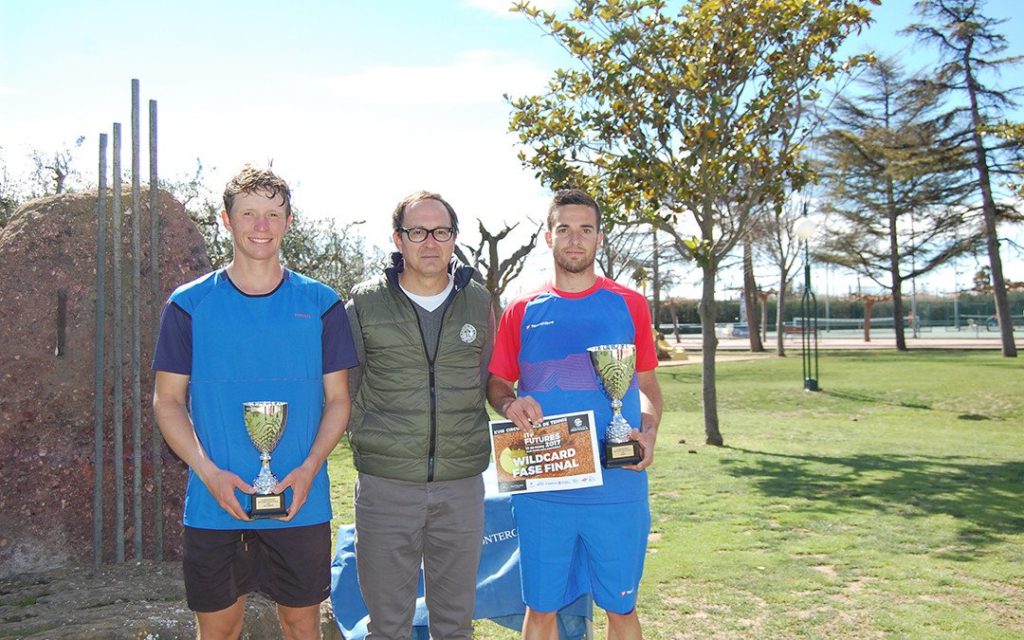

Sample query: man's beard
[554,251,594,274]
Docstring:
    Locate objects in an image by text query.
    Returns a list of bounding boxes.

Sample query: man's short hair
[223,164,292,217]
[547,189,602,230]
[392,191,460,235]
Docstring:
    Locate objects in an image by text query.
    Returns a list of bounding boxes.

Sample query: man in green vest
[344,191,494,639]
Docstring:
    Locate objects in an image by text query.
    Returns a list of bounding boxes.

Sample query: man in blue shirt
[153,165,358,639]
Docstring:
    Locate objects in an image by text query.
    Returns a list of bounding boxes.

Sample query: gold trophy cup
[587,344,643,467]
[243,401,288,518]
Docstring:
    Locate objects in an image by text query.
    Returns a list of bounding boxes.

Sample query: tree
[281,217,383,298]
[0,149,21,230]
[161,160,233,267]
[508,0,873,445]
[852,292,889,341]
[756,198,808,356]
[596,221,688,332]
[163,159,380,296]
[650,228,689,335]
[994,122,1024,197]
[741,236,766,352]
[906,0,1023,357]
[623,226,688,334]
[597,222,652,282]
[815,56,975,350]
[29,136,86,197]
[455,219,541,316]
[0,140,86,228]
[753,85,856,356]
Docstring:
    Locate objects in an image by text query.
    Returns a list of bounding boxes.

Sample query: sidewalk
[660,331,1022,358]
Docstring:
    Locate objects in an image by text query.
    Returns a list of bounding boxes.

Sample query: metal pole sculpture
[112,122,125,562]
[130,78,144,561]
[93,80,166,565]
[795,212,819,392]
[148,97,163,561]
[93,133,108,566]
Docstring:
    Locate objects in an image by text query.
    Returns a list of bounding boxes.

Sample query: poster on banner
[488,410,603,494]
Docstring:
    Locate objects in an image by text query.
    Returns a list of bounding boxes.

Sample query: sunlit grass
[329,350,1024,639]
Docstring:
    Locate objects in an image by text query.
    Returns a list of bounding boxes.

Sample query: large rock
[0,189,211,575]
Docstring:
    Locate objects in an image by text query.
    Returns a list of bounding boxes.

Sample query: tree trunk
[742,239,765,352]
[600,233,615,279]
[885,175,907,351]
[54,166,67,195]
[699,261,723,446]
[776,271,788,356]
[671,302,681,343]
[760,293,769,346]
[892,279,906,351]
[490,293,502,324]
[958,49,1015,356]
[981,201,1016,356]
[651,229,661,332]
[965,56,1017,357]
[864,299,874,342]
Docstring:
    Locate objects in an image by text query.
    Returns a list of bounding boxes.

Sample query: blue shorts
[511,496,650,615]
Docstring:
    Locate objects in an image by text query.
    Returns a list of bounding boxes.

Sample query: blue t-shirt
[489,277,658,504]
[153,269,358,529]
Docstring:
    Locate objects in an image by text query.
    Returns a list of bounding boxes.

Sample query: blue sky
[1,0,1021,298]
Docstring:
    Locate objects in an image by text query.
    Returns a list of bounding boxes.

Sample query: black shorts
[182,523,331,613]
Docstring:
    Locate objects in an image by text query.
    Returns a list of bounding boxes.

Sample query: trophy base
[249,493,288,519]
[603,440,643,468]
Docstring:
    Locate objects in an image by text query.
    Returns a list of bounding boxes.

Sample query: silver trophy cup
[243,401,288,518]
[587,344,643,467]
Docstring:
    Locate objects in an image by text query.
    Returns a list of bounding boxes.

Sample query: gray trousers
[354,472,485,640]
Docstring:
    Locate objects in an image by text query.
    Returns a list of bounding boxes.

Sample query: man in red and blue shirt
[488,189,663,640]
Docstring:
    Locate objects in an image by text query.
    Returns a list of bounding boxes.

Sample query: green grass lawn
[327,350,1024,639]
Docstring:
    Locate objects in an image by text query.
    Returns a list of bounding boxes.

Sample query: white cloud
[310,50,550,106]
[0,85,16,96]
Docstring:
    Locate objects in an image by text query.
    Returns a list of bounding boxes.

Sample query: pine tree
[816,56,975,350]
[906,0,1023,357]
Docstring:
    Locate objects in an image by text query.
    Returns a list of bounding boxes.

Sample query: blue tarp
[331,493,592,639]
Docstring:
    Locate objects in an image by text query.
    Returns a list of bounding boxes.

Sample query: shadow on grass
[822,349,1024,371]
[822,388,934,411]
[720,447,1024,558]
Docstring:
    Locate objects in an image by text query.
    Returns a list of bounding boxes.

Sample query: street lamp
[795,213,820,392]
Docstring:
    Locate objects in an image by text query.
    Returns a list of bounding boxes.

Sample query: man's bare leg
[522,607,558,640]
[278,603,322,640]
[196,596,245,640]
[606,609,641,640]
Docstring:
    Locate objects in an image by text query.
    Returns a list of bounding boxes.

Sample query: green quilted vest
[348,268,492,482]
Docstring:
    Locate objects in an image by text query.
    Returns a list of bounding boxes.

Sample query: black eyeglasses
[399,226,455,243]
